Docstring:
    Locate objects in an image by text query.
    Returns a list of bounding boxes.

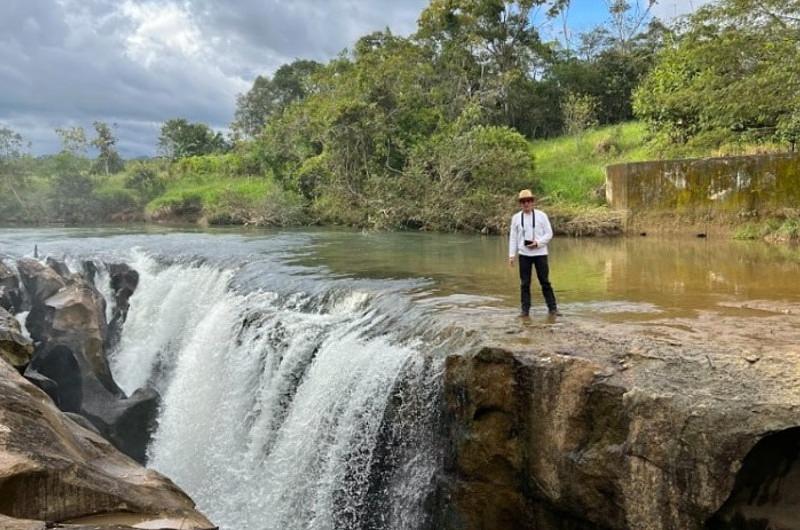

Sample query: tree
[91,121,124,175]
[562,92,599,137]
[0,126,30,211]
[125,162,164,199]
[417,0,568,132]
[776,110,800,152]
[634,0,800,146]
[605,0,657,54]
[232,60,322,138]
[55,126,88,156]
[158,118,229,159]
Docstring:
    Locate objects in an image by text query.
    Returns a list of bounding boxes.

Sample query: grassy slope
[147,177,273,215]
[531,122,650,205]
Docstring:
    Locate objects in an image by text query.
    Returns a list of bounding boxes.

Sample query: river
[1,227,799,529]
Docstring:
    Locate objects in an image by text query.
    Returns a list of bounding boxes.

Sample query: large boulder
[26,280,115,393]
[436,318,800,530]
[0,307,33,370]
[0,357,214,529]
[45,256,72,278]
[16,258,65,306]
[16,260,156,464]
[80,384,160,464]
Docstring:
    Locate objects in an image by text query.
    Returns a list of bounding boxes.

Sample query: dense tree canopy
[7,0,796,230]
[232,60,323,138]
[634,0,800,147]
[158,118,229,160]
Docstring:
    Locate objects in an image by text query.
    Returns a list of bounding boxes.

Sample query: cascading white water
[110,251,450,530]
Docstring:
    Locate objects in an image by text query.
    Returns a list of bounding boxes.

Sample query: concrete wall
[606,154,800,217]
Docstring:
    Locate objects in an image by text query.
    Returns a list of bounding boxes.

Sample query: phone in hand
[524,240,537,248]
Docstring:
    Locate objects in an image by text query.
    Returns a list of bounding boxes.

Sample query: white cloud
[2,0,709,157]
[0,0,427,156]
[121,1,204,66]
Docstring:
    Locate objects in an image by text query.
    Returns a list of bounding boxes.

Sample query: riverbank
[3,124,798,241]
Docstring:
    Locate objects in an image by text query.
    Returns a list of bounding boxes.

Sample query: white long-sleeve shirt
[508,210,554,258]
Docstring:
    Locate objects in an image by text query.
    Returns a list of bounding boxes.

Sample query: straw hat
[518,189,535,201]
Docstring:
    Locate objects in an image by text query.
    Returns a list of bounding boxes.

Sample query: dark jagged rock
[27,345,82,411]
[0,357,214,529]
[82,259,99,284]
[26,280,115,393]
[17,259,156,464]
[0,260,23,313]
[0,307,33,371]
[82,386,160,464]
[45,256,72,278]
[106,263,139,351]
[16,258,66,305]
[707,428,800,529]
[21,367,60,406]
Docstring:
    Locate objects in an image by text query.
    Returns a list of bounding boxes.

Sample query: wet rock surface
[12,258,158,463]
[0,307,33,370]
[0,357,214,529]
[0,261,23,313]
[16,258,66,306]
[436,313,800,530]
[105,263,139,351]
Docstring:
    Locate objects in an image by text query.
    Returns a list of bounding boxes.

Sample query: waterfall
[109,250,457,530]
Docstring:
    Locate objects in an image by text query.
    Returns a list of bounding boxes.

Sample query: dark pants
[519,255,557,314]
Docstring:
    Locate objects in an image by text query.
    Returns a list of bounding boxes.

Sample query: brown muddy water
[301,231,800,321]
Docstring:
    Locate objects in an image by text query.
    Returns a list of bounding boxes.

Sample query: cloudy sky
[1,0,707,157]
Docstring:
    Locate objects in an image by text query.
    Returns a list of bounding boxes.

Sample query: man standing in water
[508,190,560,317]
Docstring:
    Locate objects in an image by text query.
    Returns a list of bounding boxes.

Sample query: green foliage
[634,0,800,149]
[735,218,800,242]
[562,93,599,137]
[776,110,800,152]
[125,162,165,200]
[0,126,33,219]
[90,121,124,175]
[232,60,323,138]
[55,126,88,156]
[159,119,230,160]
[51,172,97,223]
[531,122,650,204]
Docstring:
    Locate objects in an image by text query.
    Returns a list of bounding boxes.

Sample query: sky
[0,0,709,157]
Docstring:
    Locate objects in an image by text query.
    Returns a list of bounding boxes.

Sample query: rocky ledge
[0,257,213,530]
[0,357,213,529]
[435,314,800,530]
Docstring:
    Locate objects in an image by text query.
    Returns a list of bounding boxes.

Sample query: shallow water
[3,226,798,320]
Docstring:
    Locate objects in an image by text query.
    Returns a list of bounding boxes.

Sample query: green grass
[531,122,651,205]
[735,219,800,242]
[146,176,274,214]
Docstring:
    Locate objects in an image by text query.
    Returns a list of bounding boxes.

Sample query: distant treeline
[1,0,798,231]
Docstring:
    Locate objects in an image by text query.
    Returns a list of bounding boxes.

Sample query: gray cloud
[0,0,704,157]
[0,0,426,156]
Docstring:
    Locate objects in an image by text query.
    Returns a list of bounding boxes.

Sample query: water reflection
[302,232,800,318]
[2,226,799,320]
